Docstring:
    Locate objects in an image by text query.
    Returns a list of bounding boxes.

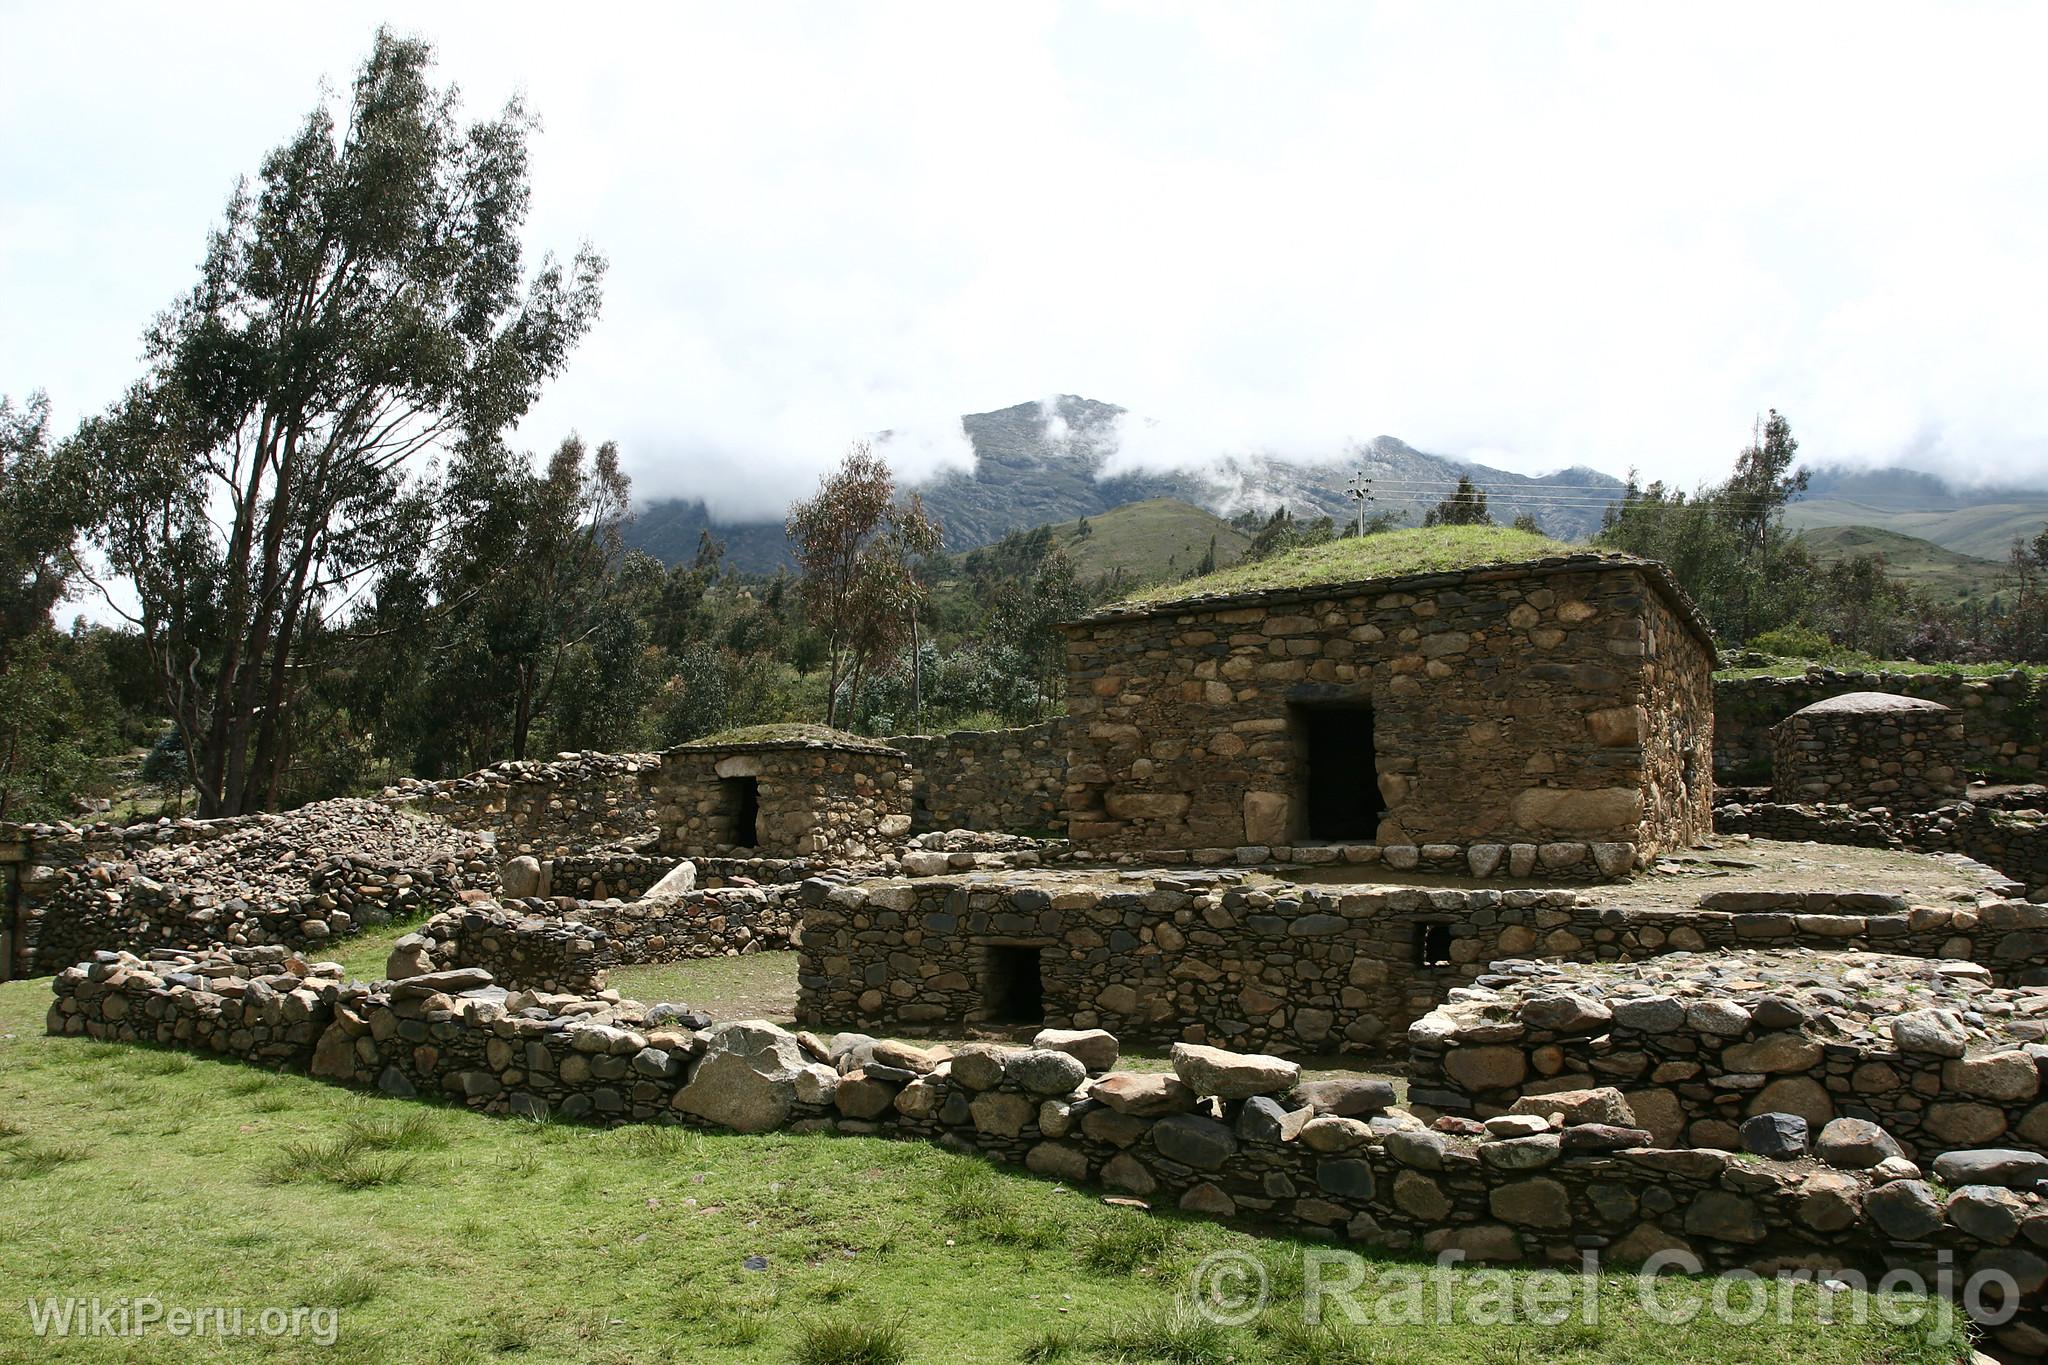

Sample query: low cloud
[6,3,2047,520]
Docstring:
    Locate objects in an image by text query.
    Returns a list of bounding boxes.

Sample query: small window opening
[722,776,760,849]
[1413,922,1454,969]
[1294,703,1386,840]
[983,944,1045,1024]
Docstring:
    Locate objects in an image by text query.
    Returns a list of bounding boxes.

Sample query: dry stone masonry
[381,751,661,856]
[652,730,913,860]
[883,719,1071,834]
[2,799,494,978]
[47,950,2048,1359]
[1773,691,1969,808]
[795,868,2048,1055]
[1061,553,1715,866]
[1407,948,2048,1159]
[1716,668,2048,785]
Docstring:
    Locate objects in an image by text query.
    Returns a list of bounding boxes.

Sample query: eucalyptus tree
[69,30,604,814]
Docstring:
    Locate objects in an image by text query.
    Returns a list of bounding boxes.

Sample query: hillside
[1041,498,1251,583]
[1785,466,2048,561]
[624,395,1629,571]
[1793,525,2007,604]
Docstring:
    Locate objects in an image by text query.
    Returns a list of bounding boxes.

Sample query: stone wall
[18,853,486,975]
[46,948,2048,1357]
[1406,950,2048,1161]
[410,887,802,993]
[572,886,801,965]
[410,903,610,995]
[381,751,661,857]
[652,740,914,860]
[1060,555,1716,860]
[1715,799,2048,901]
[795,870,2048,1057]
[1772,694,1970,808]
[546,851,826,900]
[3,804,495,978]
[882,720,1071,835]
[1716,669,2047,783]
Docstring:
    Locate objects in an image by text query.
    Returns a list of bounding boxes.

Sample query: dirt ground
[1261,836,2007,909]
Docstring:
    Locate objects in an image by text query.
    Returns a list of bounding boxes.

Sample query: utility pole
[1345,469,1375,537]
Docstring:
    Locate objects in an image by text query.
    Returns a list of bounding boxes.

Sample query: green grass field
[0,944,1973,1364]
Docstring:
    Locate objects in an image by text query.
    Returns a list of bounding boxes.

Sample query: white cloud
[5,0,2048,525]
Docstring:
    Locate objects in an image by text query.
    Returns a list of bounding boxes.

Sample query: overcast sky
[6,2,2047,521]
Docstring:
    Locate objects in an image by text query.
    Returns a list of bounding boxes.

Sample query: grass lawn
[0,952,1973,1363]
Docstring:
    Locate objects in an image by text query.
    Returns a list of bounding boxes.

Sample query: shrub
[1082,1211,1180,1275]
[790,1316,909,1365]
[1749,624,1834,658]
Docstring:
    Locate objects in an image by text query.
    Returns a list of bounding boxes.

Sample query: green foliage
[1423,475,1493,528]
[1748,625,1834,658]
[65,29,604,814]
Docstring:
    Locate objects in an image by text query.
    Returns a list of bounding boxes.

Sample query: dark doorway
[983,944,1045,1023]
[722,776,760,848]
[1295,703,1385,840]
[1413,922,1454,969]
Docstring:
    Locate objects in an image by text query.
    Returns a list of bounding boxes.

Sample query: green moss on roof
[678,723,882,749]
[1114,525,1579,608]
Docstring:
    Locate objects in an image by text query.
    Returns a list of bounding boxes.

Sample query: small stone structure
[651,728,914,861]
[1716,667,2047,784]
[1772,691,1968,808]
[1060,552,1716,867]
[0,800,494,979]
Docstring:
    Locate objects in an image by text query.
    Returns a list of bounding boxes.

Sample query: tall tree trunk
[908,612,922,733]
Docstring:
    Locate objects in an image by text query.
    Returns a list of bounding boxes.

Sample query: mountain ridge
[624,395,1629,571]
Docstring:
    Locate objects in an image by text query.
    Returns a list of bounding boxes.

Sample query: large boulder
[1815,1117,1904,1171]
[1294,1078,1397,1117]
[672,1020,807,1133]
[642,860,698,898]
[500,856,543,898]
[1006,1048,1088,1096]
[1032,1028,1119,1073]
[1891,1009,1969,1059]
[1171,1042,1300,1100]
[1932,1149,2048,1190]
[1090,1071,1196,1116]
[1508,1087,1634,1127]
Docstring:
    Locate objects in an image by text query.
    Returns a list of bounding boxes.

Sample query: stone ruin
[650,728,914,860]
[22,544,2048,1359]
[1773,691,1969,808]
[1061,551,1717,871]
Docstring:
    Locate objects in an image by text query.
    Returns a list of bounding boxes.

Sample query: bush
[790,1316,909,1365]
[1749,625,1834,658]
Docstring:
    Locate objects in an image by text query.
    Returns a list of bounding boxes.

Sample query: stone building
[1771,691,1968,810]
[651,727,914,861]
[1060,551,1716,864]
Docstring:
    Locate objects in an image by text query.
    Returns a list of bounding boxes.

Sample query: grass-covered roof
[1110,526,1578,609]
[673,723,897,752]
